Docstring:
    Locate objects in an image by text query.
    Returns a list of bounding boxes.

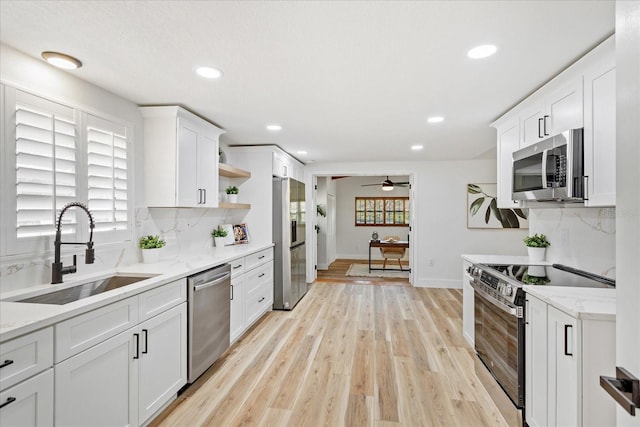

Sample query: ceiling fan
[361,176,409,191]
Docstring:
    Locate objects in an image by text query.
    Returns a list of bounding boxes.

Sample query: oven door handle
[471,281,521,318]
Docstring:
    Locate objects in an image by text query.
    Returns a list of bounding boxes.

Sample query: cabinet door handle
[230,284,234,301]
[133,333,140,359]
[259,273,265,278]
[0,397,16,409]
[543,115,549,136]
[0,359,14,369]
[142,329,148,354]
[564,324,573,356]
[258,255,265,259]
[258,297,265,303]
[203,189,207,204]
[538,117,544,138]
[233,264,243,269]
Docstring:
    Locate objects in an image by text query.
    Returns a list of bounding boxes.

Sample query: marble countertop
[461,253,553,266]
[0,243,273,342]
[523,285,616,321]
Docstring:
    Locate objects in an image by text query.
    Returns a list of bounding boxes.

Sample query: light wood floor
[151,266,518,427]
[317,259,410,285]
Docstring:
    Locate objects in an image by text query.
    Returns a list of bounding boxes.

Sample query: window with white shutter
[86,115,129,234]
[1,86,133,256]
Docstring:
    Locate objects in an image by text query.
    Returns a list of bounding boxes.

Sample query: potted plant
[211,226,228,247]
[523,233,550,262]
[139,235,166,263]
[225,186,239,203]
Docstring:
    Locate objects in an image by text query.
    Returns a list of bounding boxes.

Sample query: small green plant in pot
[212,226,228,247]
[139,235,166,263]
[523,233,550,262]
[225,186,239,203]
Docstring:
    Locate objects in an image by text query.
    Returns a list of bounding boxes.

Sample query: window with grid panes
[354,197,409,226]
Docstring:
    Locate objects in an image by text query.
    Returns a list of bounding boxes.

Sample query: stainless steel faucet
[52,202,95,284]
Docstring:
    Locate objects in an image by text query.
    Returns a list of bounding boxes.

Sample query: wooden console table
[368,240,410,273]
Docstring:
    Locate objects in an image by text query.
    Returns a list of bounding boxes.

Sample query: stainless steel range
[467,263,615,422]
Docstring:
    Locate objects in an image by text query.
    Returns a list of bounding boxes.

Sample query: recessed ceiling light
[467,44,497,59]
[427,116,445,124]
[266,124,282,131]
[195,66,223,79]
[41,51,82,69]
[411,145,424,151]
[297,150,307,155]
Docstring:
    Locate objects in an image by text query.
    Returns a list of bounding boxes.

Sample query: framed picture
[233,223,250,244]
[467,183,529,229]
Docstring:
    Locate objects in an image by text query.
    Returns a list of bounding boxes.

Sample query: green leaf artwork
[467,183,529,229]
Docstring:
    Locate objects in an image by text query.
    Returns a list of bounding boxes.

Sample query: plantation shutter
[14,91,77,238]
[86,115,129,233]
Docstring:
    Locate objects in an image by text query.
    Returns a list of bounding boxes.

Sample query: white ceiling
[0,1,614,163]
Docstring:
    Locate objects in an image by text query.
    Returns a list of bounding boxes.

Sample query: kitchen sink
[14,274,157,305]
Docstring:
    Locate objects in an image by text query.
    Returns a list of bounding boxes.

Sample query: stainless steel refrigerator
[273,177,307,310]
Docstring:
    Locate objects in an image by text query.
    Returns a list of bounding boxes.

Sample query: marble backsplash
[528,207,616,278]
[0,207,247,293]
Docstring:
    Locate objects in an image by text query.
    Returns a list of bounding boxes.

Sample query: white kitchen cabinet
[140,106,224,208]
[461,260,474,347]
[55,325,138,427]
[228,248,274,343]
[0,369,54,427]
[525,293,616,427]
[0,328,54,427]
[54,279,187,426]
[521,78,583,147]
[138,303,187,425]
[525,294,548,427]
[494,117,521,208]
[583,37,616,207]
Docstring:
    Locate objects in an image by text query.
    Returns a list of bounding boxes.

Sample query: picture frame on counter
[233,223,250,244]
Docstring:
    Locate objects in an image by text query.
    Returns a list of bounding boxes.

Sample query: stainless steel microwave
[512,129,585,202]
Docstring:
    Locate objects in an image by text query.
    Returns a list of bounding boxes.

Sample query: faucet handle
[86,246,95,264]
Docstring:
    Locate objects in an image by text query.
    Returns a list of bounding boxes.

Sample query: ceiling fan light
[382,182,394,191]
[41,51,82,69]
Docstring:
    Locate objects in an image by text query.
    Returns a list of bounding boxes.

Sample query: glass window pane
[366,199,374,210]
[356,212,365,224]
[375,211,383,224]
[365,212,374,224]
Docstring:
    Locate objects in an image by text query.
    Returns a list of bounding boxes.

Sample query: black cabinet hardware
[0,397,16,409]
[133,333,140,359]
[0,359,14,369]
[259,273,265,278]
[258,297,265,303]
[538,117,544,138]
[564,324,573,356]
[142,329,148,354]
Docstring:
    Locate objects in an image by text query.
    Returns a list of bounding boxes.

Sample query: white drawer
[229,257,246,277]
[245,262,273,294]
[246,281,273,325]
[0,327,53,391]
[138,278,186,322]
[245,248,273,271]
[55,296,138,362]
[0,368,54,425]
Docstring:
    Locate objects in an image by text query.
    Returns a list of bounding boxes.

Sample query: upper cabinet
[492,35,616,208]
[140,106,224,208]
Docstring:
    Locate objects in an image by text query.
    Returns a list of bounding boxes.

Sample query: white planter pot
[226,194,238,203]
[214,237,227,247]
[141,247,163,264]
[527,247,546,262]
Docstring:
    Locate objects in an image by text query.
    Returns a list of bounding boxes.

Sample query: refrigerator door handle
[291,220,297,243]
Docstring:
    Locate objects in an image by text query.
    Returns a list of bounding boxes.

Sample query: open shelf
[218,202,251,209]
[219,163,251,178]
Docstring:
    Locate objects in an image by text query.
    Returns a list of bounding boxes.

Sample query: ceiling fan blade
[361,183,383,187]
[395,182,410,185]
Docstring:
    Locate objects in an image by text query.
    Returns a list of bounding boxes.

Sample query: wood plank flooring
[316,259,410,285]
[151,268,516,427]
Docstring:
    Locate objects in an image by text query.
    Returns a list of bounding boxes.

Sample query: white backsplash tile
[528,207,615,278]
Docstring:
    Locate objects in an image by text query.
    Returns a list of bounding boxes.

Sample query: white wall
[334,176,410,260]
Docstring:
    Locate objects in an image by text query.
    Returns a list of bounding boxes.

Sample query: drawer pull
[0,397,17,409]
[142,329,148,354]
[259,273,265,278]
[0,359,14,369]
[258,297,265,303]
[258,255,265,259]
[233,264,242,269]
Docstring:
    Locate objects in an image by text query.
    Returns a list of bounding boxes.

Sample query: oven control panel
[474,269,518,304]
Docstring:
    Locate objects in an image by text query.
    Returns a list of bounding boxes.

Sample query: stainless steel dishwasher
[187,263,231,383]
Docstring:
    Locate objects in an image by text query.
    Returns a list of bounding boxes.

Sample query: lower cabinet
[55,302,186,427]
[461,260,474,346]
[229,248,274,343]
[0,369,54,427]
[525,293,615,427]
